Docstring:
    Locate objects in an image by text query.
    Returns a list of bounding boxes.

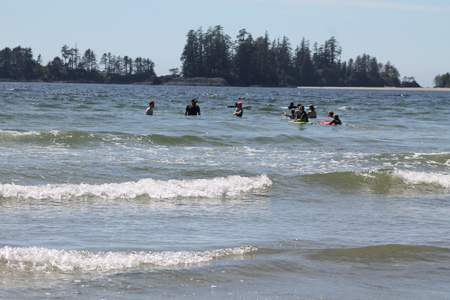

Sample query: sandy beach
[297,86,450,91]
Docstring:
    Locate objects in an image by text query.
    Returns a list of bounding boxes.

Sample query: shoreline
[2,78,450,91]
[296,86,450,91]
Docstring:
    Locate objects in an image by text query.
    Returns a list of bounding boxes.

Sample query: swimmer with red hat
[233,102,244,117]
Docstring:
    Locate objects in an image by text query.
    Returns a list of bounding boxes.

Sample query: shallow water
[1,82,450,299]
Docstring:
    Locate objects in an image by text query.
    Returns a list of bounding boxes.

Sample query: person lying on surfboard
[318,111,341,125]
[318,111,335,124]
[328,114,342,125]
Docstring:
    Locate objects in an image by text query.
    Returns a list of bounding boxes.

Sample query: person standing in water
[295,105,309,122]
[234,102,244,117]
[307,104,316,119]
[145,101,155,115]
[184,99,201,115]
[282,109,296,119]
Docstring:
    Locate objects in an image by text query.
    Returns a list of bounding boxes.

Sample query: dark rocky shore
[158,76,229,86]
[1,76,230,87]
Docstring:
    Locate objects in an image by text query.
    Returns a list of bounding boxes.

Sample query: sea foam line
[0,246,257,273]
[392,170,450,189]
[0,174,272,200]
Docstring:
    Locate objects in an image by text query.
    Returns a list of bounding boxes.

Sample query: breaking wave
[0,245,257,273]
[0,174,272,200]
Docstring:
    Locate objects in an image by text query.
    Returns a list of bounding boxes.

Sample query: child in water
[329,114,342,125]
[145,101,155,115]
[282,109,296,119]
[328,111,334,119]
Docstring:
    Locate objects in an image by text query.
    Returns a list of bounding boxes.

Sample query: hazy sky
[2,0,449,87]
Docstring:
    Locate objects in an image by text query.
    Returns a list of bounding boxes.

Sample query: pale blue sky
[2,0,449,87]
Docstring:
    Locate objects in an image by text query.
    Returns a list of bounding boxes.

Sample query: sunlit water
[1,82,450,299]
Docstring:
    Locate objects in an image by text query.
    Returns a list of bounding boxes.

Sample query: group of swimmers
[282,102,341,125]
[146,98,243,117]
[146,98,204,116]
[146,99,341,125]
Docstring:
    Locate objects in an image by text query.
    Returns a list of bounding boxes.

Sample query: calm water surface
[1,82,450,299]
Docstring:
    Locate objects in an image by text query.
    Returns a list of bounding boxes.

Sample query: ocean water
[1,82,450,299]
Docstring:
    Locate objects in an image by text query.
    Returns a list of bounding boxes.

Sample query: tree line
[1,27,447,87]
[181,25,422,87]
[434,73,450,88]
[0,45,156,84]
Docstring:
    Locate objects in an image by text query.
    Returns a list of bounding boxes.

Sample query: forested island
[1,25,449,88]
[0,45,158,84]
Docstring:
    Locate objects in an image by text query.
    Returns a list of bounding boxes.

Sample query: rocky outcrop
[160,77,229,86]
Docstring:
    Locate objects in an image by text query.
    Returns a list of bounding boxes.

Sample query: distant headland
[1,25,450,88]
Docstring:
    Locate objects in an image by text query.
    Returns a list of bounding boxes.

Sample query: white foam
[0,129,59,137]
[392,170,450,189]
[0,245,257,273]
[0,175,272,200]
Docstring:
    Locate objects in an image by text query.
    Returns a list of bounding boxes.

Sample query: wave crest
[309,244,450,265]
[0,245,257,273]
[393,169,450,189]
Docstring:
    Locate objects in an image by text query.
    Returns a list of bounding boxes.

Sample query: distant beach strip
[296,86,450,91]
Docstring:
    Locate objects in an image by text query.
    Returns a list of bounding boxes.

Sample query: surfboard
[318,120,341,125]
[289,121,314,124]
[281,106,318,109]
[228,106,252,109]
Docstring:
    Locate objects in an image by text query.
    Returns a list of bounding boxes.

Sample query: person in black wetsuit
[233,102,243,117]
[329,114,342,125]
[295,105,308,122]
[184,99,201,115]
